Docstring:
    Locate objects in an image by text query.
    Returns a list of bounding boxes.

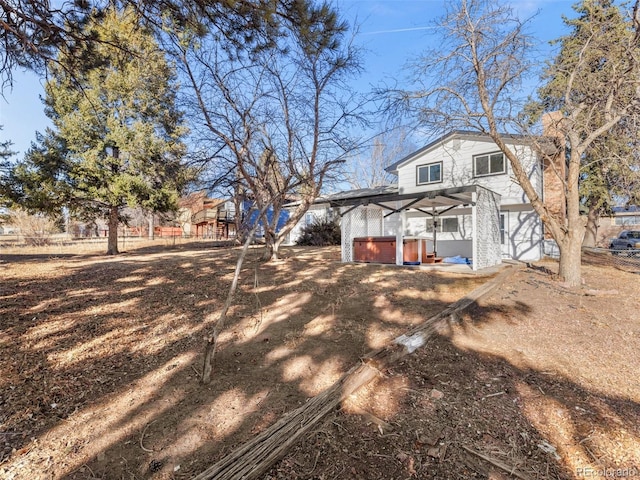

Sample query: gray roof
[315,184,399,203]
[316,184,497,216]
[613,206,640,214]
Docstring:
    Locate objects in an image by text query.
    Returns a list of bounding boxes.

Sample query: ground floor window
[426,216,459,233]
[442,217,458,232]
[305,212,314,226]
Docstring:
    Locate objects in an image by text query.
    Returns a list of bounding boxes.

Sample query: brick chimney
[541,112,567,235]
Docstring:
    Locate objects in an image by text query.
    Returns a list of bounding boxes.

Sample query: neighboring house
[297,130,561,271]
[593,206,640,247]
[179,191,296,241]
[174,191,237,239]
[187,195,236,240]
[241,199,291,239]
[608,206,640,228]
[284,203,336,244]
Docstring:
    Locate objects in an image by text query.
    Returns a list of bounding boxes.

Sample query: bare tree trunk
[201,206,267,384]
[558,234,583,286]
[261,205,291,261]
[233,177,245,244]
[262,244,274,261]
[557,145,585,285]
[261,235,283,261]
[262,229,277,261]
[583,205,599,248]
[272,235,284,260]
[106,205,119,255]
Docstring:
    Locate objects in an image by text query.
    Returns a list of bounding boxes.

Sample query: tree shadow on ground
[271,331,640,480]
[267,264,640,480]
[0,252,99,263]
[0,245,491,479]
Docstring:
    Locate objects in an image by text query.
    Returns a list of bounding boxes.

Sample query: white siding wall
[396,138,541,206]
[316,136,544,264]
[393,136,543,261]
[402,207,540,262]
[503,210,543,261]
[405,213,473,240]
[405,215,428,237]
[286,205,331,245]
[404,213,473,257]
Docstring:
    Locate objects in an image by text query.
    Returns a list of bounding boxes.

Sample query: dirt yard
[0,243,638,479]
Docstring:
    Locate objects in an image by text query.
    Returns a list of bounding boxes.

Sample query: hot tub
[353,237,421,264]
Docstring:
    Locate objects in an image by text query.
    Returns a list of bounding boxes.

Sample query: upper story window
[474,152,506,177]
[416,162,442,185]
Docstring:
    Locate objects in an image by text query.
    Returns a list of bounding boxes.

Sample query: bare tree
[532,0,640,280]
[7,207,57,245]
[168,0,367,261]
[388,0,640,287]
[344,128,415,189]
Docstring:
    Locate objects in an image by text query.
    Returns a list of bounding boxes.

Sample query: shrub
[296,217,341,246]
[7,208,57,246]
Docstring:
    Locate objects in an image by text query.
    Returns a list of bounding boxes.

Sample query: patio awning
[320,184,502,270]
[316,185,479,218]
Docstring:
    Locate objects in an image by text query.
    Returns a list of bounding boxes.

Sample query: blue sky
[0,0,575,159]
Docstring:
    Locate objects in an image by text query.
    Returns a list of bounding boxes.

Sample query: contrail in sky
[363,26,436,35]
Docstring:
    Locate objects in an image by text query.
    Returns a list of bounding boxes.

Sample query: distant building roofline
[612,205,640,214]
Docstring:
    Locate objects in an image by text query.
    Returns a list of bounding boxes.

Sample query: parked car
[609,230,640,255]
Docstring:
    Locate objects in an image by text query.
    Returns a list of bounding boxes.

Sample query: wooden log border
[193,265,520,480]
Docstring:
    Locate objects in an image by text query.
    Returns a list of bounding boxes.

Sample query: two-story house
[309,130,552,271]
[178,191,237,239]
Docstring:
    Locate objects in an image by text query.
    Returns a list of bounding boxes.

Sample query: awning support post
[396,210,406,266]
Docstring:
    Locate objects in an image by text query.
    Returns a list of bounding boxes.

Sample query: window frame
[426,216,459,234]
[416,161,443,186]
[441,217,458,233]
[304,212,314,226]
[473,151,506,178]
